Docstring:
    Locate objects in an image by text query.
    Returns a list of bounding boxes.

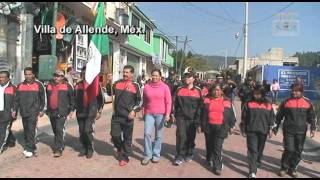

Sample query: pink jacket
[142,81,172,116]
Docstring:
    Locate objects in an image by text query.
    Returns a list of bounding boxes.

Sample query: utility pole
[224,49,228,70]
[243,2,249,82]
[175,36,178,73]
[179,36,188,76]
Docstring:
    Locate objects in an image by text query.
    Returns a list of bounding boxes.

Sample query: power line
[217,2,239,24]
[233,35,243,57]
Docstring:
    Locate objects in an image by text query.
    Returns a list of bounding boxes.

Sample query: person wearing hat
[172,72,202,166]
[12,67,46,158]
[46,70,75,157]
[240,85,276,178]
[272,83,317,178]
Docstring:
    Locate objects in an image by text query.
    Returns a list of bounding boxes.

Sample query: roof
[153,32,176,48]
[129,3,157,29]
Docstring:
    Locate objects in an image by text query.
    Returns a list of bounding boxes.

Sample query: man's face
[53,74,63,84]
[184,76,195,85]
[0,73,9,86]
[292,89,302,98]
[24,70,35,83]
[123,68,133,80]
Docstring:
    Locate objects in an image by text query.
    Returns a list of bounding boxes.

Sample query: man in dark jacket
[172,72,202,166]
[46,70,75,157]
[238,77,254,110]
[0,71,17,154]
[75,67,104,159]
[12,67,46,158]
[110,65,142,166]
[272,83,317,178]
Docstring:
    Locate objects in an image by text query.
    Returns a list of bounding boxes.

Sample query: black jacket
[273,96,317,134]
[238,83,253,103]
[173,85,202,127]
[75,81,104,118]
[200,96,236,138]
[13,80,46,118]
[0,82,16,122]
[241,100,276,134]
[46,81,75,117]
[112,79,142,118]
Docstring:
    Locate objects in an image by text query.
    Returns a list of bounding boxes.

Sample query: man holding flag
[74,2,106,159]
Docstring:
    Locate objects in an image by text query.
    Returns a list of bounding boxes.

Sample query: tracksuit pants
[246,132,268,174]
[110,115,134,161]
[281,132,306,171]
[209,124,225,171]
[22,115,38,153]
[204,132,212,161]
[77,116,95,154]
[50,113,67,152]
[175,116,197,160]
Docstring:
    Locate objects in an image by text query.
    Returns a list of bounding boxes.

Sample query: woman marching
[240,85,276,178]
[200,83,236,176]
[272,83,317,178]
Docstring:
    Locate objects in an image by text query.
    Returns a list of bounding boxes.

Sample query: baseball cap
[183,72,196,78]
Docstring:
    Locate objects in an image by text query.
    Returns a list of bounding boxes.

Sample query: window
[131,14,140,28]
[144,25,151,44]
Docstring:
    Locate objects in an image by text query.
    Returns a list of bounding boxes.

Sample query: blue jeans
[272,91,278,104]
[144,114,165,160]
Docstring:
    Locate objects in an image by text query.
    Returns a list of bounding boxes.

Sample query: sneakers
[278,169,287,177]
[119,160,128,166]
[141,158,150,165]
[184,156,193,163]
[213,169,222,176]
[151,158,160,163]
[173,159,184,166]
[86,152,93,159]
[53,150,62,158]
[289,170,299,178]
[23,151,33,158]
[249,173,256,178]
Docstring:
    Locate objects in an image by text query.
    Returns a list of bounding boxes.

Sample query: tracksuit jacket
[46,81,75,117]
[13,80,46,117]
[241,101,276,134]
[273,96,317,134]
[0,82,16,123]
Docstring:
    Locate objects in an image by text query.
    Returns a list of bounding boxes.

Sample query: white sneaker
[249,173,256,178]
[24,151,33,158]
[22,150,27,155]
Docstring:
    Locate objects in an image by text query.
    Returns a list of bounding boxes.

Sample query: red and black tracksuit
[75,81,104,155]
[110,79,142,162]
[273,97,317,172]
[13,80,46,153]
[173,85,202,160]
[241,100,276,174]
[0,82,16,153]
[200,96,236,172]
[46,81,75,152]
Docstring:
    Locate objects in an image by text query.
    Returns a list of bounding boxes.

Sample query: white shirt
[0,82,9,111]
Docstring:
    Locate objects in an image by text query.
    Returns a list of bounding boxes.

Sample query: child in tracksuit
[240,85,276,178]
[201,83,236,176]
[272,83,317,178]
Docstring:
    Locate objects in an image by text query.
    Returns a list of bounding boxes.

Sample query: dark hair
[67,67,73,72]
[24,67,34,74]
[123,65,134,73]
[208,83,224,97]
[0,71,10,78]
[151,69,162,76]
[291,82,304,92]
[251,85,270,104]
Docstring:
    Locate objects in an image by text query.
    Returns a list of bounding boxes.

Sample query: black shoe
[78,150,86,157]
[6,142,15,148]
[86,152,93,159]
[54,150,62,158]
[213,169,222,176]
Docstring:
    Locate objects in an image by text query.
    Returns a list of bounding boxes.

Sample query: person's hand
[229,127,236,135]
[12,111,16,119]
[164,115,170,122]
[268,130,273,139]
[128,111,136,120]
[38,112,44,117]
[96,112,101,120]
[67,111,74,120]
[310,130,315,138]
[170,114,176,123]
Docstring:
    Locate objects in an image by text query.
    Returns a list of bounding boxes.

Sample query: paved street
[0,100,319,178]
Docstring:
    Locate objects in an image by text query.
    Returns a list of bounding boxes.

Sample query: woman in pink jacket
[141,69,172,165]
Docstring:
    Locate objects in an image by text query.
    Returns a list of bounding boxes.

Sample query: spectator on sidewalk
[46,70,75,158]
[200,83,236,176]
[12,67,46,158]
[0,71,17,154]
[141,69,172,165]
[75,66,104,159]
[240,85,276,178]
[110,65,142,166]
[270,79,280,104]
[272,83,317,178]
[172,72,202,166]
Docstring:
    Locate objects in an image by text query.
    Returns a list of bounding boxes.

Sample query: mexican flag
[84,2,109,106]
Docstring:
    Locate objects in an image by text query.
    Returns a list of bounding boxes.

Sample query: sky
[137,2,320,57]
